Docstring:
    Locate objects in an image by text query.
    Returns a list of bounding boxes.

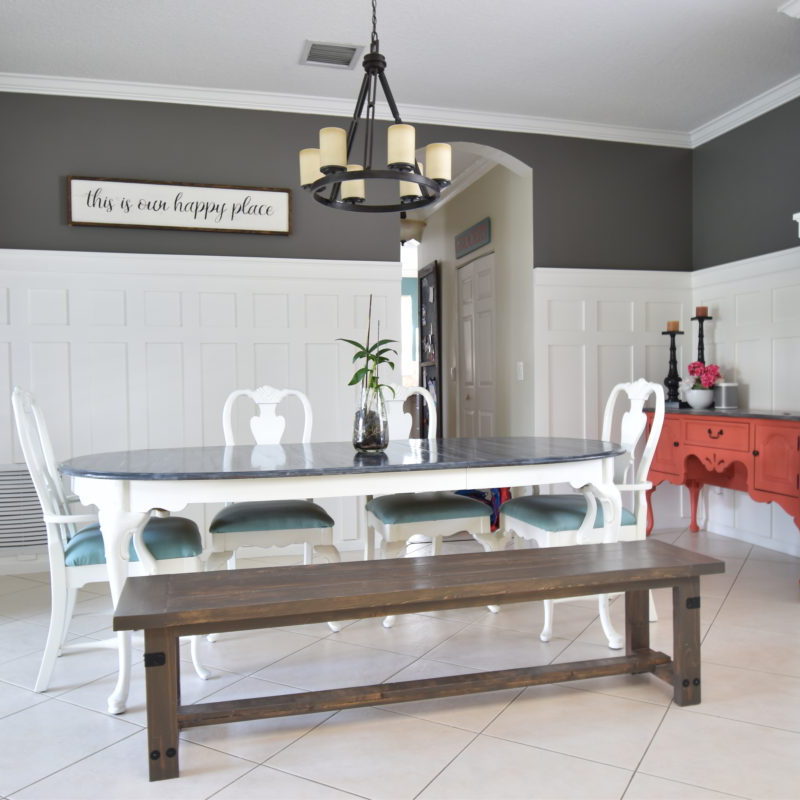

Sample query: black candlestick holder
[663,329,684,407]
[691,314,712,364]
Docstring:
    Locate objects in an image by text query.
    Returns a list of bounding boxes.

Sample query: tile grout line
[620,534,752,799]
[3,726,142,798]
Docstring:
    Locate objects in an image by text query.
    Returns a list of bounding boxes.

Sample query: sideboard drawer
[684,419,750,451]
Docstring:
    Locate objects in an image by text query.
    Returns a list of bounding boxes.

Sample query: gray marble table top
[60,437,625,481]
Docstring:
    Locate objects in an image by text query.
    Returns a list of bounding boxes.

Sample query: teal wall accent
[401,276,419,361]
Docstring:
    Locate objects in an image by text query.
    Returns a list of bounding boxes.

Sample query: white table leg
[97,507,150,714]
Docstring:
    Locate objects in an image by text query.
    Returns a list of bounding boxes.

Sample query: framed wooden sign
[67,177,291,235]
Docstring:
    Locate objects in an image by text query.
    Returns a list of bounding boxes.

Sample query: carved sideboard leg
[646,488,655,535]
[687,481,702,532]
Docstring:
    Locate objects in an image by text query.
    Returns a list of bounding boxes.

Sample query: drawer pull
[707,428,724,439]
[752,450,759,457]
[673,441,679,447]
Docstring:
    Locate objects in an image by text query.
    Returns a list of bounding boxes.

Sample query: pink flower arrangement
[687,361,721,389]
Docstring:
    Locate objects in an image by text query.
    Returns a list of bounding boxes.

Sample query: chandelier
[298,0,452,213]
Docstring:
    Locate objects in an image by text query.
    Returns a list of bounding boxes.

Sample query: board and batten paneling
[533,268,692,438]
[533,250,800,555]
[0,249,401,571]
[692,246,800,555]
[533,267,692,532]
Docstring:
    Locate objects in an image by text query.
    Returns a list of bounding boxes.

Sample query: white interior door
[457,253,496,437]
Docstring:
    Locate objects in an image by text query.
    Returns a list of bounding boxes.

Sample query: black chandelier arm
[364,73,378,169]
[347,72,372,156]
[378,72,403,124]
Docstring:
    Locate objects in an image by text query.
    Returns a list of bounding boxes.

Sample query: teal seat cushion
[210,500,334,534]
[366,492,492,525]
[64,516,203,567]
[501,494,636,532]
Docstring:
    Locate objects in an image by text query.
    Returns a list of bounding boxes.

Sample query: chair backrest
[384,384,437,442]
[600,378,665,503]
[11,388,75,557]
[222,385,313,445]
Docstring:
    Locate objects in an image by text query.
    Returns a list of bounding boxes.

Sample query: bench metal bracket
[144,652,166,667]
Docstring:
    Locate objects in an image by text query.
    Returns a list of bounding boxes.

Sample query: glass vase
[353,386,389,452]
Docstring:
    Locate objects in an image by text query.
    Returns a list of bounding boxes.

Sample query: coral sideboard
[646,409,800,534]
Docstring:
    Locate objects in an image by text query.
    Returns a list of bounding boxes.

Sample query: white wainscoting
[0,249,401,572]
[532,267,693,532]
[691,246,800,555]
[533,249,800,554]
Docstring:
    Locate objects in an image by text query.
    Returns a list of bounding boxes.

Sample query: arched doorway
[401,143,534,437]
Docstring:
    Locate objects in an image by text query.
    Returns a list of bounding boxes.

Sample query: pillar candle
[400,162,424,199]
[425,143,452,181]
[695,306,708,317]
[299,148,323,186]
[666,321,679,331]
[319,127,347,171]
[387,124,415,167]
[340,165,365,201]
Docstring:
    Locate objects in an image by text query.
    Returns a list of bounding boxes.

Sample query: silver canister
[713,382,739,409]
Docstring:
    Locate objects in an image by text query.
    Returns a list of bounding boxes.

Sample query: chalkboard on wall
[418,260,442,438]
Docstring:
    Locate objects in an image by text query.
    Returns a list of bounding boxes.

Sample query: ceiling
[2,0,800,147]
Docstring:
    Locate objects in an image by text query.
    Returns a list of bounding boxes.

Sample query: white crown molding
[690,73,800,147]
[779,0,800,19]
[0,72,690,148]
[5,69,800,149]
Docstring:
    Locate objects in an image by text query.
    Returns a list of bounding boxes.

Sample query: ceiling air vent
[301,40,363,69]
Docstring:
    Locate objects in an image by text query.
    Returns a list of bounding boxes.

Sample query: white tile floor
[0,528,798,799]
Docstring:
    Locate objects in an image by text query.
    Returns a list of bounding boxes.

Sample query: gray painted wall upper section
[693,96,800,269]
[0,92,694,268]
[0,93,398,262]
[415,123,692,270]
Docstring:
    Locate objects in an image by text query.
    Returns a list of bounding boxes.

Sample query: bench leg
[625,589,650,656]
[672,577,702,706]
[144,629,181,781]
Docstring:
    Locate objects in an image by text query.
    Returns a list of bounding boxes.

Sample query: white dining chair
[207,386,341,633]
[365,384,502,627]
[500,378,665,648]
[11,387,209,696]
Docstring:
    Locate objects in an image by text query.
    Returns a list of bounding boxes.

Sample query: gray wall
[0,93,398,262]
[1,92,693,269]
[693,96,800,269]
[415,123,692,270]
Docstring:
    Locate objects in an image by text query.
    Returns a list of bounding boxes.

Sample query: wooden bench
[113,539,724,781]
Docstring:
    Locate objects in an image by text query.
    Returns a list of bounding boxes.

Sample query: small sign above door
[454,217,491,259]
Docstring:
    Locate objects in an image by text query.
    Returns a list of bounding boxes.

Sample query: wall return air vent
[301,41,363,69]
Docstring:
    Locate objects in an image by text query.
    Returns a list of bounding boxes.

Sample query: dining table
[60,435,625,714]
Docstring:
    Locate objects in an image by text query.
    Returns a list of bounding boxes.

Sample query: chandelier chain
[371,0,379,51]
